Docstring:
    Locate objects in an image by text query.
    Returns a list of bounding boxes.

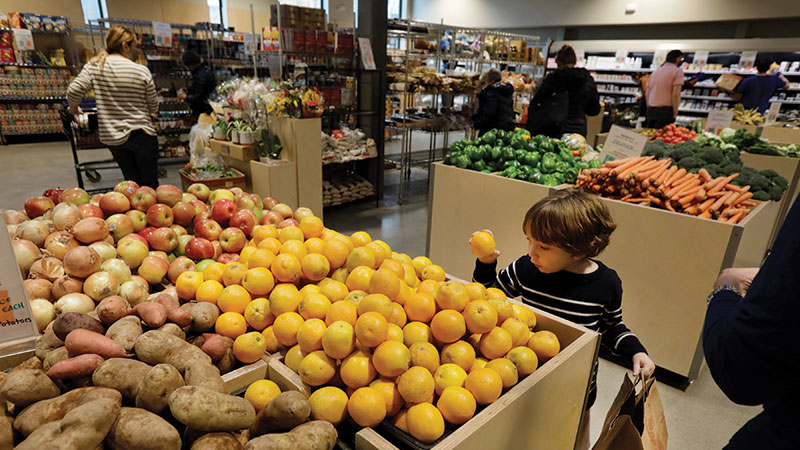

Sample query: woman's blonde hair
[91,26,137,71]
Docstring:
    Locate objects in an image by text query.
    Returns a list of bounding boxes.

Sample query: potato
[157,323,186,340]
[168,386,256,432]
[0,369,60,409]
[180,303,220,333]
[249,391,310,438]
[244,421,337,450]
[14,397,120,450]
[13,387,122,436]
[105,407,181,450]
[42,347,69,372]
[216,347,236,375]
[0,414,12,450]
[184,360,225,393]
[9,356,43,373]
[135,331,211,374]
[191,432,244,450]
[96,296,130,325]
[53,312,105,341]
[34,324,63,360]
[106,316,142,352]
[135,364,184,414]
[92,359,151,399]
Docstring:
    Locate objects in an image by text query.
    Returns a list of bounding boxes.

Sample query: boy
[471,188,655,449]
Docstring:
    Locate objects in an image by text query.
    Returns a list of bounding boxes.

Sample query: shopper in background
[703,196,800,450]
[471,68,514,136]
[730,61,790,114]
[645,49,684,129]
[180,50,217,120]
[67,26,160,188]
[528,45,600,138]
[471,189,655,450]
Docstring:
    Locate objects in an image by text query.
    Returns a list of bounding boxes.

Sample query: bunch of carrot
[576,156,757,223]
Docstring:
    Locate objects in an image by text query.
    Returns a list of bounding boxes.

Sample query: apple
[148,251,170,263]
[106,214,134,242]
[219,227,247,253]
[139,226,157,242]
[249,193,263,207]
[114,181,140,200]
[217,253,240,264]
[125,210,147,232]
[117,238,149,268]
[155,185,182,207]
[293,207,314,222]
[138,255,169,284]
[167,256,196,284]
[212,240,223,260]
[278,218,299,229]
[182,193,198,203]
[252,207,264,222]
[175,234,193,256]
[24,196,55,218]
[229,209,257,237]
[131,187,157,212]
[211,199,238,225]
[146,203,174,227]
[99,192,131,216]
[119,233,149,248]
[262,197,279,210]
[189,200,209,216]
[194,219,222,242]
[185,237,215,261]
[172,201,196,227]
[78,203,103,219]
[209,189,234,205]
[187,183,211,202]
[150,227,178,253]
[170,224,187,237]
[196,259,215,272]
[43,188,64,205]
[261,211,283,226]
[90,193,103,206]
[59,187,90,205]
[272,203,293,219]
[235,194,256,211]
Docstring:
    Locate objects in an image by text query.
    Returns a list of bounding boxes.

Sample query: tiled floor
[1,140,761,448]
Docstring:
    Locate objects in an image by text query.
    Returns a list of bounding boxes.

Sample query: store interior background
[2,0,799,447]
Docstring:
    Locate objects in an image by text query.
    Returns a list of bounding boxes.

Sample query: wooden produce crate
[270,117,323,218]
[210,139,258,161]
[760,123,800,144]
[179,168,247,191]
[740,152,800,250]
[250,160,299,209]
[221,354,310,396]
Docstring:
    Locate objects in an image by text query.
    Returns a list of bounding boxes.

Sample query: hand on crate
[632,352,656,378]
[714,267,759,298]
[469,229,500,264]
[68,104,84,121]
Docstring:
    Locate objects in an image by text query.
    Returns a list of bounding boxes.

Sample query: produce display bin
[740,152,800,250]
[210,139,258,161]
[730,121,758,133]
[250,160,300,209]
[759,123,800,144]
[594,132,608,148]
[269,117,323,217]
[179,168,247,191]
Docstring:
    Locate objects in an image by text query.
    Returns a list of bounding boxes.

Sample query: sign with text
[765,102,781,125]
[0,216,40,345]
[152,21,172,48]
[706,110,734,133]
[13,29,34,51]
[693,51,709,66]
[243,33,256,56]
[615,49,628,64]
[652,50,668,67]
[599,125,648,162]
[575,48,585,68]
[358,37,376,70]
[739,51,757,69]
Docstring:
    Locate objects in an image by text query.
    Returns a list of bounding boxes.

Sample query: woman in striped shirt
[472,188,654,449]
[67,26,159,187]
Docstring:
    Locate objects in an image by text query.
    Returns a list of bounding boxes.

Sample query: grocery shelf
[598,90,637,95]
[159,100,189,107]
[145,54,180,61]
[158,128,192,135]
[0,27,67,35]
[678,108,716,114]
[322,155,377,165]
[1,130,62,136]
[158,156,189,164]
[594,79,638,85]
[581,67,653,72]
[681,95,734,101]
[0,97,65,103]
[0,62,72,69]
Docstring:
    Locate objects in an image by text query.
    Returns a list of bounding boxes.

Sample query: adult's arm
[66,65,92,115]
[671,85,681,118]
[778,74,790,89]
[584,76,601,117]
[143,74,159,115]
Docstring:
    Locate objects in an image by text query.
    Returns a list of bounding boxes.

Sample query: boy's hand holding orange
[469,230,500,264]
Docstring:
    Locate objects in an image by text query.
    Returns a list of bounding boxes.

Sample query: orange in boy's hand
[470,231,496,259]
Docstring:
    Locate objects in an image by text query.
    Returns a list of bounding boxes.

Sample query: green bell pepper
[472,160,489,172]
[490,146,503,161]
[539,138,555,153]
[449,141,464,153]
[588,159,603,169]
[559,147,575,165]
[501,146,515,161]
[481,169,492,174]
[527,172,542,184]
[563,167,579,184]
[481,132,496,146]
[541,153,558,174]
[514,149,528,163]
[575,161,589,170]
[503,160,521,169]
[467,146,482,162]
[552,172,565,185]
[444,152,456,165]
[510,136,526,150]
[524,152,540,168]
[518,165,533,176]
[455,154,472,169]
[555,161,570,173]
[496,129,507,141]
[541,174,558,186]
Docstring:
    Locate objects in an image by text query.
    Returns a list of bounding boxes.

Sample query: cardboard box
[269,117,323,217]
[210,139,257,161]
[250,160,299,209]
[729,121,758,133]
[760,123,800,144]
[715,73,742,91]
[594,132,608,148]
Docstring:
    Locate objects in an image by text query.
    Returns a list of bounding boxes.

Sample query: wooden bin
[221,354,310,396]
[250,160,299,209]
[740,152,800,250]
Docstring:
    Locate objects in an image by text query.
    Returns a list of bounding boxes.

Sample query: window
[207,0,229,27]
[388,0,402,19]
[80,0,108,23]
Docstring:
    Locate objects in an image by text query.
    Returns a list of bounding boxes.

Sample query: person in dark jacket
[471,68,514,136]
[703,196,800,449]
[180,51,216,120]
[529,45,600,138]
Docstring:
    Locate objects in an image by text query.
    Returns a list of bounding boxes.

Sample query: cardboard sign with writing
[615,49,628,64]
[765,102,781,125]
[13,29,34,51]
[152,21,172,48]
[706,110,734,133]
[599,125,648,162]
[652,50,668,67]
[739,51,757,69]
[358,37,376,70]
[693,51,709,66]
[0,216,40,346]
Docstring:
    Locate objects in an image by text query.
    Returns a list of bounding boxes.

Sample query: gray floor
[1,140,762,448]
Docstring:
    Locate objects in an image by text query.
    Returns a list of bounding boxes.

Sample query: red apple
[261,211,283,226]
[106,213,134,242]
[182,193,198,203]
[229,209,257,237]
[194,219,222,242]
[138,255,169,285]
[219,227,247,253]
[278,218,299,229]
[43,188,64,205]
[120,233,149,248]
[193,211,212,228]
[99,192,131,216]
[172,201,196,227]
[78,204,103,219]
[272,203,293,219]
[125,210,147,232]
[212,240,223,259]
[114,181,140,200]
[176,234,193,256]
[150,227,178,253]
[230,187,244,196]
[131,187,157,212]
[24,196,55,218]
[249,193,263,207]
[139,226,157,242]
[90,193,103,205]
[217,253,240,264]
[146,203,174,227]
[187,183,211,202]
[170,224,187,237]
[293,207,314,222]
[262,196,279,210]
[235,194,256,211]
[59,187,90,205]
[185,237,215,261]
[156,185,183,207]
[148,251,170,263]
[211,199,238,225]
[189,200,209,215]
[167,256,196,284]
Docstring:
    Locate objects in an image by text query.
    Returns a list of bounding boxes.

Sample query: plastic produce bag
[188,122,224,169]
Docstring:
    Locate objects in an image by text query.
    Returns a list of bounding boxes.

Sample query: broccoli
[720,162,743,176]
[677,156,704,170]
[759,169,780,179]
[682,140,700,153]
[699,147,724,164]
[725,152,742,165]
[669,147,694,161]
[748,174,770,192]
[706,163,722,175]
[753,190,771,201]
[768,185,785,201]
[732,172,751,187]
[642,141,669,160]
[773,175,789,190]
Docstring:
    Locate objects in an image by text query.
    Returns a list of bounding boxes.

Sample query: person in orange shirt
[645,50,684,129]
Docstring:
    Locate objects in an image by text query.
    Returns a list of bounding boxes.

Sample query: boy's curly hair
[523,189,617,258]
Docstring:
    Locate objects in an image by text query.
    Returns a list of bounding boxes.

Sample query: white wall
[409,0,800,28]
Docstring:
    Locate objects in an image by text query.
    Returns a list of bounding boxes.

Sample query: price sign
[0,215,40,347]
[694,51,709,66]
[13,29,34,51]
[152,21,172,48]
[652,49,667,67]
[739,51,757,69]
[574,48,585,68]
[615,48,628,64]
[358,37,376,70]
[706,110,734,133]
[599,125,649,162]
[765,102,781,125]
[243,33,256,56]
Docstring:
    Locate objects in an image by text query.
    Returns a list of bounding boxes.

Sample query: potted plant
[213,119,229,140]
[237,122,255,145]
[256,129,283,164]
[227,119,246,144]
[302,88,324,118]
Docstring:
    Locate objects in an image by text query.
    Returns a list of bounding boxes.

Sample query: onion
[44,231,80,260]
[52,275,84,298]
[3,209,29,225]
[24,279,53,301]
[129,275,150,291]
[52,203,83,231]
[12,239,41,275]
[89,241,117,261]
[53,293,95,315]
[83,271,119,302]
[14,220,50,247]
[72,217,110,244]
[119,280,148,306]
[63,246,102,278]
[7,224,16,240]
[28,256,65,282]
[30,299,56,332]
[100,258,131,283]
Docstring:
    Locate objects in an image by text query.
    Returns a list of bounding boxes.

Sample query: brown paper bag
[592,374,667,450]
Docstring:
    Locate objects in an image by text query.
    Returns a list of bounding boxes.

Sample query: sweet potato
[201,334,233,362]
[216,347,236,375]
[53,312,105,341]
[184,361,225,393]
[65,329,129,358]
[0,414,12,450]
[106,316,142,352]
[34,324,63,360]
[158,323,186,340]
[248,391,310,438]
[13,387,121,436]
[191,432,244,450]
[47,354,105,380]
[156,294,193,327]
[9,356,43,373]
[135,364,184,414]
[96,296,130,325]
[134,331,211,374]
[180,302,220,333]
[129,302,168,328]
[92,358,151,399]
[105,407,181,450]
[14,397,120,450]
[0,369,60,409]
[244,421,337,450]
[42,347,70,371]
[168,386,256,432]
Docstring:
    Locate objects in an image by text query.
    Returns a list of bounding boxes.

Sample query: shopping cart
[59,108,119,193]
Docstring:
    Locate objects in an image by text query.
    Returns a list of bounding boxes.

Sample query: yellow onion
[14,220,50,247]
[54,293,95,315]
[52,275,84,299]
[119,280,148,306]
[12,239,41,275]
[44,231,80,260]
[24,279,53,301]
[28,256,65,282]
[83,271,119,302]
[3,209,29,225]
[89,241,117,261]
[72,217,110,244]
[52,203,83,231]
[30,299,56,332]
[100,258,131,283]
[63,246,102,278]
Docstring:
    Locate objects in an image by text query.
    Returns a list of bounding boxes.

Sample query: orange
[284,344,308,372]
[304,237,326,255]
[308,386,349,425]
[347,387,386,427]
[299,283,320,296]
[486,287,507,300]
[404,292,436,323]
[441,340,476,372]
[368,268,401,300]
[261,326,280,352]
[202,262,226,283]
[296,318,327,352]
[215,312,247,339]
[217,285,252,314]
[272,312,304,346]
[322,239,350,269]
[346,266,374,292]
[467,333,482,352]
[470,357,488,373]
[393,409,409,431]
[397,366,435,405]
[270,253,302,283]
[247,248,276,269]
[330,267,349,284]
[278,225,304,243]
[464,368,503,405]
[402,263,420,288]
[244,379,281,412]
[433,363,468,395]
[233,331,268,363]
[176,271,204,300]
[322,320,356,359]
[239,246,257,265]
[479,327,513,360]
[406,403,445,443]
[340,349,377,389]
[269,283,302,315]
[252,224,278,244]
[280,239,307,260]
[430,310,466,344]
[488,297,514,324]
[403,322,432,347]
[357,293,393,320]
[506,346,539,376]
[257,237,282,255]
[485,358,518,389]
[512,304,537,328]
[421,264,446,283]
[463,299,498,334]
[244,297,275,330]
[326,300,358,326]
[320,279,349,302]
[298,293,332,320]
[372,340,410,378]
[501,317,530,347]
[299,216,324,239]
[343,290,367,307]
[463,282,488,301]
[370,378,403,417]
[242,267,275,297]
[196,279,224,304]
[355,311,389,348]
[379,259,405,279]
[470,231,496,259]
[320,229,339,241]
[409,342,440,374]
[394,281,411,306]
[366,241,390,267]
[298,350,336,386]
[392,252,413,265]
[346,247,377,272]
[350,231,372,248]
[389,303,407,328]
[301,253,331,282]
[221,262,247,287]
[437,386,476,424]
[527,330,560,362]
[416,279,440,297]
[411,256,432,277]
[435,281,469,312]
[386,324,404,343]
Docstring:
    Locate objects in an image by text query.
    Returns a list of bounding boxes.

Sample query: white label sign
[599,125,649,162]
[358,37,376,70]
[152,21,172,48]
[739,51,757,69]
[574,48,585,68]
[652,50,668,67]
[694,51,709,66]
[0,215,40,345]
[615,49,627,64]
[706,110,734,133]
[13,29,34,51]
[243,33,256,56]
[765,102,781,125]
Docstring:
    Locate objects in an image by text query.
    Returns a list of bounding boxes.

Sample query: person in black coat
[529,45,600,138]
[471,68,514,136]
[180,51,217,120]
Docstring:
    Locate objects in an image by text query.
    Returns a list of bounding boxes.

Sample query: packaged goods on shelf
[322,170,375,206]
[0,66,71,98]
[321,127,377,164]
[0,102,62,134]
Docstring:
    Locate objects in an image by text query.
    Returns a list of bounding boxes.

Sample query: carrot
[129,302,169,328]
[656,165,677,185]
[605,158,635,168]
[727,212,745,224]
[731,192,754,207]
[741,201,757,207]
[694,188,707,203]
[725,186,751,206]
[622,197,650,203]
[722,208,747,217]
[664,168,687,187]
[46,354,105,380]
[621,193,633,201]
[698,198,715,213]
[699,210,712,219]
[609,157,646,176]
[665,201,676,212]
[668,179,701,199]
[698,168,712,182]
[708,174,739,194]
[724,183,744,193]
[684,206,699,215]
[647,195,664,207]
[709,191,734,213]
[617,157,654,180]
[64,329,129,358]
